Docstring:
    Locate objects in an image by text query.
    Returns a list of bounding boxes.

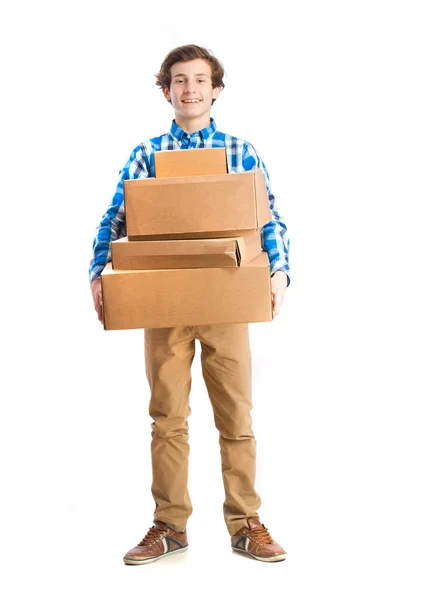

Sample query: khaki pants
[144,323,261,536]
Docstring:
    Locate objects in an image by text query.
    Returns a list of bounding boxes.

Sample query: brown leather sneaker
[123,521,188,565]
[231,517,287,562]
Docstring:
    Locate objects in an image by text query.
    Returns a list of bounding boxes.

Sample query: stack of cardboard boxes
[101,148,274,330]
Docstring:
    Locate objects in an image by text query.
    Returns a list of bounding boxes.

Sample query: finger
[95,301,103,323]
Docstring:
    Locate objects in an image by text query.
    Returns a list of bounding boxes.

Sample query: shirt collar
[170,118,217,142]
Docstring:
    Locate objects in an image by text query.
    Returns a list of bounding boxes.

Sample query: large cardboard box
[154,148,227,178]
[124,169,271,240]
[101,252,272,330]
[111,231,262,270]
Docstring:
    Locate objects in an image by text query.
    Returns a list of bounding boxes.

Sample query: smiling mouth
[182,99,201,103]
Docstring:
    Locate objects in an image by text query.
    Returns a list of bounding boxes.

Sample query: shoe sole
[123,545,188,565]
[232,546,287,562]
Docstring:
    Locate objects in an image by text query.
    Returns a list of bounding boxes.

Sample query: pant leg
[144,326,196,532]
[195,323,261,536]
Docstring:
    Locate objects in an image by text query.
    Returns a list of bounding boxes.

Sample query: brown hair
[155,44,225,103]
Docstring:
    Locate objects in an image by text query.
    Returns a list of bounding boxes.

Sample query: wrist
[271,271,287,279]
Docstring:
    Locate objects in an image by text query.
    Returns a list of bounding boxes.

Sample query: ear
[212,86,221,102]
[162,87,171,102]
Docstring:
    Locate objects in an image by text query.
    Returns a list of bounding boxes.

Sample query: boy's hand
[271,271,288,319]
[91,279,103,323]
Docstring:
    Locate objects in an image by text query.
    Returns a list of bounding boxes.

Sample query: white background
[1,0,423,598]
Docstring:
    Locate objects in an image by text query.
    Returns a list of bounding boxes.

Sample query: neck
[174,115,211,134]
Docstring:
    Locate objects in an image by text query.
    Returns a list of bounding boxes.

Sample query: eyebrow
[172,73,211,78]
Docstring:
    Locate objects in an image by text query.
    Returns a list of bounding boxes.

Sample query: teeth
[183,100,200,103]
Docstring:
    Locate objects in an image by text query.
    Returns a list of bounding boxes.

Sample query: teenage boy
[89,44,290,564]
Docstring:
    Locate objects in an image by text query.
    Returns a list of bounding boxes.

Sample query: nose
[183,79,196,94]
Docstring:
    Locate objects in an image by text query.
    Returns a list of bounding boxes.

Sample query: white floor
[2,304,423,599]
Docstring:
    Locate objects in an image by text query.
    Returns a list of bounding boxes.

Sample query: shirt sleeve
[242,142,291,284]
[88,146,149,283]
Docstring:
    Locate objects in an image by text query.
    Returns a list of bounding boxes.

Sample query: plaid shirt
[89,118,290,283]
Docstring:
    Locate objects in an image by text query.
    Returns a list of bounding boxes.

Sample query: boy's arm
[89,147,149,323]
[242,142,291,285]
[88,147,148,284]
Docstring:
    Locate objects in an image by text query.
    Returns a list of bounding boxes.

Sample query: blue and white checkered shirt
[89,118,290,283]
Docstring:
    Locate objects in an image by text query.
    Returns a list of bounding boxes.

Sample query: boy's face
[163,58,221,125]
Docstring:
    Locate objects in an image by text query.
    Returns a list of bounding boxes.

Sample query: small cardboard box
[124,169,271,240]
[111,231,262,270]
[101,252,272,330]
[154,148,227,178]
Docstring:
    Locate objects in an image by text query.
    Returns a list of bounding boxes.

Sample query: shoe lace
[138,526,168,547]
[249,524,274,544]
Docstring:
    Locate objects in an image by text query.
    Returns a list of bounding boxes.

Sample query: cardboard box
[101,252,272,330]
[111,231,262,270]
[154,148,227,178]
[124,169,272,240]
